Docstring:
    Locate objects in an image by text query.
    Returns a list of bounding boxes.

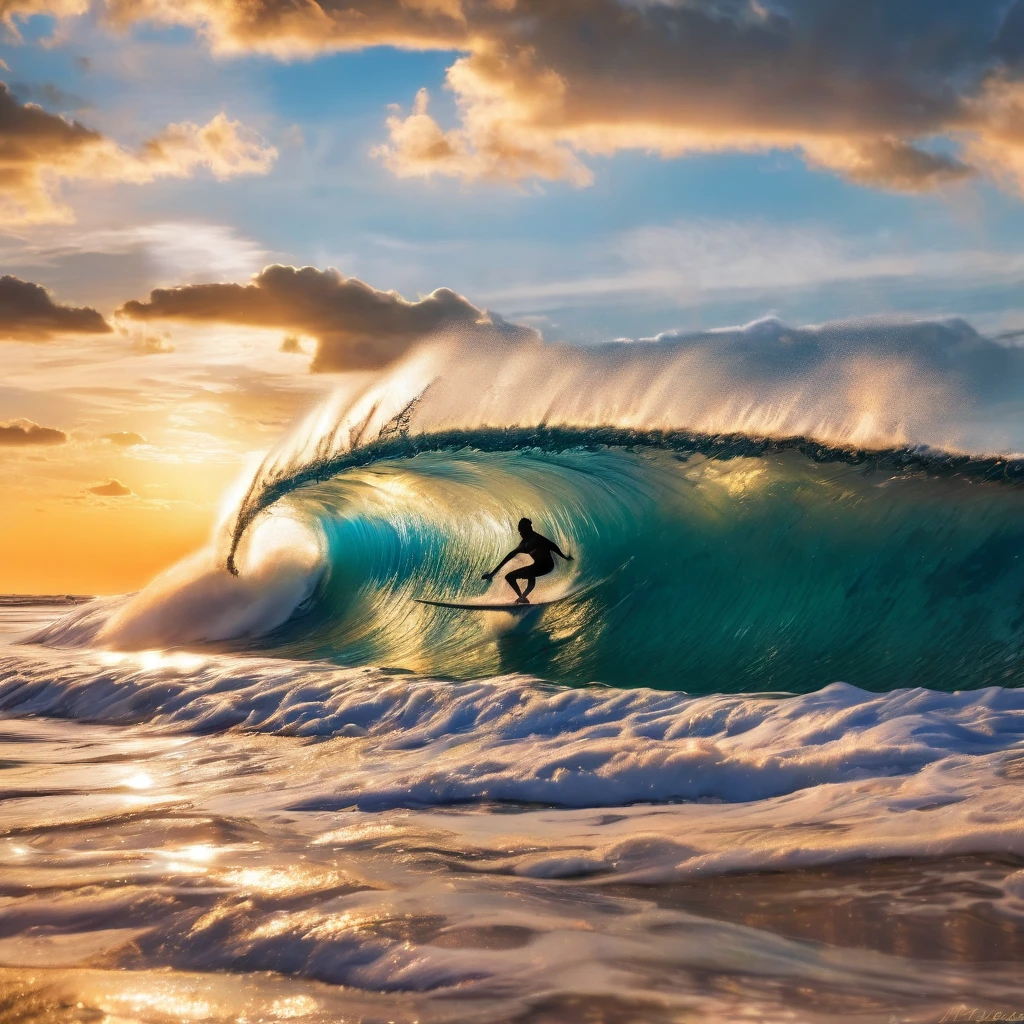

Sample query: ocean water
[4,320,1024,1021]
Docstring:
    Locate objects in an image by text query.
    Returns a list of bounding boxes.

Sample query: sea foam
[2,644,1023,881]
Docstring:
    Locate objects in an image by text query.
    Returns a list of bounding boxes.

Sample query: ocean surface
[3,319,1024,1022]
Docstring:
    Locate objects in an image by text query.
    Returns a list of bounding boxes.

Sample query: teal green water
[249,444,1024,692]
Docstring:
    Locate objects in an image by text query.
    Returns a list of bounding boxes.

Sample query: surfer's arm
[549,539,573,561]
[482,545,523,580]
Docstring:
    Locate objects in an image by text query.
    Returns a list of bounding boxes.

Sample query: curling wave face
[54,441,1024,693]
[43,315,1024,692]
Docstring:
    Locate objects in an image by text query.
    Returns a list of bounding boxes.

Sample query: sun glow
[120,986,214,1021]
[158,844,220,873]
[270,995,319,1019]
[98,649,207,672]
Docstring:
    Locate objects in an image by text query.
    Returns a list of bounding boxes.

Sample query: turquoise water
[241,443,1024,692]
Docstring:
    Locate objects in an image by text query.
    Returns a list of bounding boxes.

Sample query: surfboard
[414,564,626,614]
[414,592,575,612]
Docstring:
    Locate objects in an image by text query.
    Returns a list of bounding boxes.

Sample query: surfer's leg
[504,569,524,599]
[506,567,539,603]
[509,563,550,603]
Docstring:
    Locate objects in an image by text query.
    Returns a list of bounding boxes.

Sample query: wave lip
[228,426,1024,575]
[219,319,1024,572]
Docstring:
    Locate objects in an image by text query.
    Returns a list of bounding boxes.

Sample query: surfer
[482,518,573,604]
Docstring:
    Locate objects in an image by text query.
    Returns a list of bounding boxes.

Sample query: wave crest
[223,316,1024,572]
[39,316,1024,693]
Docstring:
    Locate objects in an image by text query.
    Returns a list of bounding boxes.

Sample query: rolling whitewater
[3,317,1024,1021]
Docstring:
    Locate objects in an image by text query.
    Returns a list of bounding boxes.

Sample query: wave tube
[220,315,1024,575]
[76,317,1024,692]
[82,440,1024,692]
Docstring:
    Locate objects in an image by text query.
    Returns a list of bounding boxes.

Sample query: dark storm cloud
[118,264,538,371]
[0,275,111,340]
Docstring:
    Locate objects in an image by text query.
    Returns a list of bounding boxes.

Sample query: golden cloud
[88,478,132,495]
[79,0,1024,195]
[118,263,537,370]
[1,0,88,34]
[103,431,146,445]
[0,274,111,339]
[963,76,1024,193]
[127,328,175,354]
[0,418,67,445]
[0,82,277,223]
[105,0,470,56]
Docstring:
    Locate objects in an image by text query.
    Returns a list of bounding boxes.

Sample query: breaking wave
[32,315,1024,692]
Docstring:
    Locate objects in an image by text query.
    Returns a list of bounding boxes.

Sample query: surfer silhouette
[482,518,573,604]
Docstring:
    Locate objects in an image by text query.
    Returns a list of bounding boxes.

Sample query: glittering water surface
[3,605,1024,1023]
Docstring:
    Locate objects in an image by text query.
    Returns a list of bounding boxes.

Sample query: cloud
[641,314,994,378]
[126,328,175,354]
[480,218,1024,313]
[118,264,538,370]
[88,478,131,495]
[801,138,975,192]
[94,0,1024,195]
[0,274,111,339]
[74,223,268,282]
[374,85,593,187]
[628,314,1024,441]
[103,431,146,445]
[103,0,469,56]
[0,82,277,223]
[0,418,67,445]
[280,333,303,353]
[1,0,88,36]
[0,222,268,315]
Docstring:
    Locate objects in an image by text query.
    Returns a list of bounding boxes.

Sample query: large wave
[44,315,1024,693]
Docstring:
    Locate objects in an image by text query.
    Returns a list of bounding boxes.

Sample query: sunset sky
[5,0,1024,593]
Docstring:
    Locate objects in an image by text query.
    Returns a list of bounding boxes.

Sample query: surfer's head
[517,517,533,537]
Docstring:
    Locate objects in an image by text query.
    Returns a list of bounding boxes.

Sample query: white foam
[237,316,1024,543]
[92,515,324,649]
[3,643,1024,878]
[2,662,1023,1018]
